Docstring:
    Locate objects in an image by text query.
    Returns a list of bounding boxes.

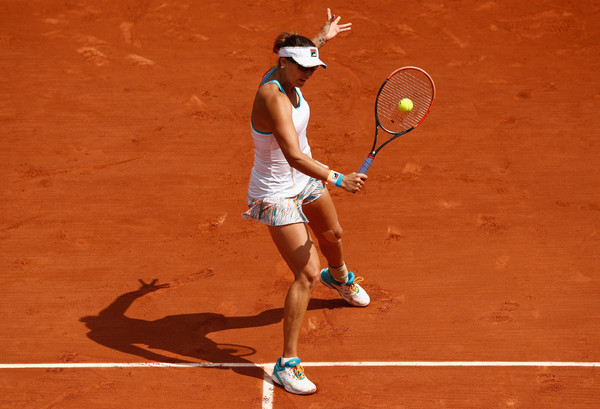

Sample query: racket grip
[358,156,374,174]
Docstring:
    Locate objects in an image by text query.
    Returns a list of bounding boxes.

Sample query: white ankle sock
[280,356,298,366]
[329,263,349,283]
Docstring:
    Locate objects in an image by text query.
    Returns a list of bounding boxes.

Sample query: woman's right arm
[255,86,366,193]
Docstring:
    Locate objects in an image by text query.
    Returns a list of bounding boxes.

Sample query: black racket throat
[370,126,414,156]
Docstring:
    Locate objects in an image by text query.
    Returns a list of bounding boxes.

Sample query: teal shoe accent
[320,268,355,287]
[319,268,370,307]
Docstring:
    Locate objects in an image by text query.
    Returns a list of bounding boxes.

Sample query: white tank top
[247,68,312,199]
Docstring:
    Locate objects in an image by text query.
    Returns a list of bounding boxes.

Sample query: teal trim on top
[251,113,272,135]
[294,88,302,110]
[261,67,302,109]
[251,67,303,133]
[265,80,286,95]
[265,80,301,110]
[260,67,278,87]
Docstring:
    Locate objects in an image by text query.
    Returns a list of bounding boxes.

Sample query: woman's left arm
[312,8,352,48]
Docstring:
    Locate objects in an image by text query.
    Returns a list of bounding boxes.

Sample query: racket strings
[377,69,434,133]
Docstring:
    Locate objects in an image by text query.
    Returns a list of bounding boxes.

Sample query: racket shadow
[80,280,347,381]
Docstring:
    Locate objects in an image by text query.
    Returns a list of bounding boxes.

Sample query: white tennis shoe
[271,357,316,395]
[320,269,370,307]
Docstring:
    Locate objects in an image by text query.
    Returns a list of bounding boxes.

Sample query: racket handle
[358,155,374,174]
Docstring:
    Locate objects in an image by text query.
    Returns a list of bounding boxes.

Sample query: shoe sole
[271,374,317,395]
[320,278,369,307]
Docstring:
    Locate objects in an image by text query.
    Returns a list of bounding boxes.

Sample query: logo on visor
[310,48,317,57]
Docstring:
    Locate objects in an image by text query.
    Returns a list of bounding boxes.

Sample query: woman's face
[283,58,317,87]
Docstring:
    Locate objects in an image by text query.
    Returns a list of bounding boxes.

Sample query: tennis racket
[358,66,436,174]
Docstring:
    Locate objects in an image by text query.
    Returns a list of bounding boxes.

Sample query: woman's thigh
[267,222,320,279]
[302,188,341,238]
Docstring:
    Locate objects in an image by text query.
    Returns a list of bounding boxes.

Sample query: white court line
[1,361,599,369]
[3,361,598,409]
[303,361,600,367]
[0,362,254,369]
[261,364,274,409]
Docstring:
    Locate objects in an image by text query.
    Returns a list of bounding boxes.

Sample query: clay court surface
[1,0,599,407]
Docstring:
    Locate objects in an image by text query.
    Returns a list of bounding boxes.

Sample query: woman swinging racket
[243,9,370,395]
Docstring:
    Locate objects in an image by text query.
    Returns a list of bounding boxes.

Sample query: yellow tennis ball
[398,98,413,112]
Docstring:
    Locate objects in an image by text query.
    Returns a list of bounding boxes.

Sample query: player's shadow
[80,279,346,381]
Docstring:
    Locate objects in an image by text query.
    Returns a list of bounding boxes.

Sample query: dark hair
[272,32,316,54]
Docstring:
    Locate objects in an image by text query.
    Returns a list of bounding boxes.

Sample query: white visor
[278,46,327,69]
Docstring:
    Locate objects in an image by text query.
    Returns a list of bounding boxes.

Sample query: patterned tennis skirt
[242,178,326,226]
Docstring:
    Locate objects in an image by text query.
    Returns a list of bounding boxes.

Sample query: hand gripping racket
[358,66,436,174]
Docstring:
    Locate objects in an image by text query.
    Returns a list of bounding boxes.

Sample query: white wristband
[327,170,344,187]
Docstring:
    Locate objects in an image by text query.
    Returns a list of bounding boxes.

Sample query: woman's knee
[296,266,321,290]
[321,224,343,244]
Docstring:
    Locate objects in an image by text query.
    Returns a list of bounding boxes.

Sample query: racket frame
[358,66,435,174]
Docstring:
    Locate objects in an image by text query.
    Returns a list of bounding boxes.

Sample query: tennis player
[242,10,370,395]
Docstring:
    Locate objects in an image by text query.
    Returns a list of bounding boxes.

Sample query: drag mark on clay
[42,381,114,409]
[126,54,156,66]
[495,255,510,269]
[134,269,216,298]
[120,21,138,46]
[577,231,597,247]
[537,372,562,392]
[481,301,520,324]
[386,225,403,241]
[171,268,215,287]
[0,216,41,232]
[16,157,143,179]
[77,47,109,66]
[299,318,348,345]
[476,214,506,235]
[198,214,227,231]
[442,28,469,49]
[498,10,579,40]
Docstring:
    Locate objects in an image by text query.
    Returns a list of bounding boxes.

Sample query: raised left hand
[319,8,352,42]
